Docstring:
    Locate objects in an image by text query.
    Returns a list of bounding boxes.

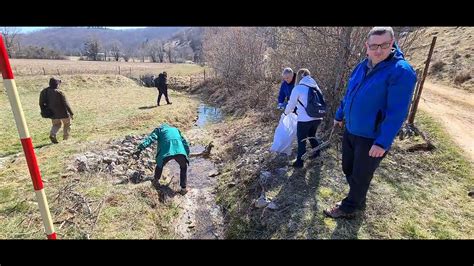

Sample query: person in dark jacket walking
[324,27,417,219]
[154,71,171,106]
[39,78,74,144]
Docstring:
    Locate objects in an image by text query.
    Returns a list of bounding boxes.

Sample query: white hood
[283,75,322,122]
[299,75,319,89]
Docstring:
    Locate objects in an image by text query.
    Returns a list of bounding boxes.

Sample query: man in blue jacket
[324,27,417,219]
[277,67,296,109]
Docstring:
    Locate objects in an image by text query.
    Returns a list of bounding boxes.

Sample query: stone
[208,170,221,177]
[255,195,271,208]
[106,162,116,172]
[66,165,76,172]
[60,172,72,179]
[75,156,89,172]
[266,202,278,210]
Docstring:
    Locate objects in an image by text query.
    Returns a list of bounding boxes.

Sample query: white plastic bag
[270,113,297,155]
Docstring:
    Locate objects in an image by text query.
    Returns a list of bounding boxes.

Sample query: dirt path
[419,81,474,163]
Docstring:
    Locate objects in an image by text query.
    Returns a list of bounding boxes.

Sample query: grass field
[0,74,200,238]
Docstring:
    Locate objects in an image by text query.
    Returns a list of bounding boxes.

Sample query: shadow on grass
[138,105,158,110]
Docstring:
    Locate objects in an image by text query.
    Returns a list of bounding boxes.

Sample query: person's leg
[157,87,163,106]
[342,129,355,187]
[294,121,309,167]
[50,119,61,143]
[308,120,321,158]
[164,86,171,104]
[62,118,71,140]
[339,135,384,213]
[153,156,171,183]
[174,155,188,189]
[154,165,164,180]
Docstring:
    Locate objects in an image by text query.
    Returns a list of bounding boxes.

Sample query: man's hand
[369,145,385,158]
[334,119,343,128]
[277,103,285,110]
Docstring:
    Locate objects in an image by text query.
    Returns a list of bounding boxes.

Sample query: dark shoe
[335,200,366,210]
[179,187,188,195]
[323,206,356,219]
[49,135,58,144]
[151,178,161,188]
[167,102,172,105]
[291,159,304,168]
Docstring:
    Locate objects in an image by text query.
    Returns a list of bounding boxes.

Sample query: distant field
[9,59,206,77]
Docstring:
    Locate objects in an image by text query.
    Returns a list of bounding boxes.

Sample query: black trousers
[296,120,321,161]
[154,154,188,188]
[339,130,386,213]
[157,86,170,105]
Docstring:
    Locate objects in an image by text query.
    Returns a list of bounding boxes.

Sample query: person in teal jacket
[134,123,190,195]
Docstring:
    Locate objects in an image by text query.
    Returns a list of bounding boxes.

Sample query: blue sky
[18,27,147,33]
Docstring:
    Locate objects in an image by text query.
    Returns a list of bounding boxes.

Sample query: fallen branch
[302,127,336,161]
[89,199,105,238]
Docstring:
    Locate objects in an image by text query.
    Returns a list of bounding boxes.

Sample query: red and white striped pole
[0,35,57,239]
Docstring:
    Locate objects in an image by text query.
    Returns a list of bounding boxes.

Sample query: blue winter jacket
[335,44,417,149]
[277,73,296,105]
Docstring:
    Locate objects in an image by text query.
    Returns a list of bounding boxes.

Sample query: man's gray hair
[282,67,293,76]
[368,27,394,39]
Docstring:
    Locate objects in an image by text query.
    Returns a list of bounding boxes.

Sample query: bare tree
[110,41,122,61]
[165,43,175,63]
[1,27,21,57]
[175,45,194,63]
[203,27,267,83]
[189,35,203,63]
[83,37,101,61]
[146,39,164,63]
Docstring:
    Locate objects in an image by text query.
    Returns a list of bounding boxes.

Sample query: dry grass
[9,59,205,77]
[406,27,473,91]
[454,72,472,85]
[0,74,199,239]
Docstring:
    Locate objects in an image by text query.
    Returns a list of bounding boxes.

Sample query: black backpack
[298,85,327,119]
[39,89,54,119]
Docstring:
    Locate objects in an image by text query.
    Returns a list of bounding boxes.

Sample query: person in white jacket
[284,69,323,168]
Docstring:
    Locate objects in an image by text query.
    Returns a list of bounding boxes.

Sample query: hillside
[17,27,187,55]
[406,27,473,91]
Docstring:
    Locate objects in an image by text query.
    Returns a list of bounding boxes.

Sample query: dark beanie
[49,78,61,89]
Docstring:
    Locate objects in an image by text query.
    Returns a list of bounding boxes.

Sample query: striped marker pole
[0,35,57,239]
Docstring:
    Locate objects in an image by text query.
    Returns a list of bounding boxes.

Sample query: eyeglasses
[368,41,392,51]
